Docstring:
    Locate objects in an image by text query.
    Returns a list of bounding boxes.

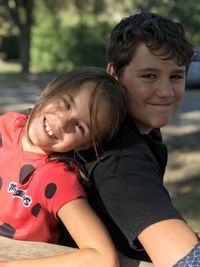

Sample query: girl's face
[23,86,101,154]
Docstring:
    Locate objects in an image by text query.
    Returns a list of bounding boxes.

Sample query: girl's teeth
[44,119,54,137]
[48,130,54,136]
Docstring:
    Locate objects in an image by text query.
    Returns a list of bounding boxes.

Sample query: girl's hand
[0,260,7,266]
[57,198,119,267]
[0,199,119,267]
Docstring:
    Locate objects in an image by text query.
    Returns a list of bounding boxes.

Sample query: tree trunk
[5,0,34,74]
[20,31,31,74]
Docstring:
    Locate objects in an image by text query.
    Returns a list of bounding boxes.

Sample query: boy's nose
[156,80,174,97]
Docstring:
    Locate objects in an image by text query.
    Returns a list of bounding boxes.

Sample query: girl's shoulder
[0,112,28,126]
[33,160,85,213]
[0,112,28,148]
[37,160,80,180]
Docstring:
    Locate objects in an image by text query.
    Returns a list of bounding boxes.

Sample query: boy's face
[108,43,186,133]
[23,86,96,154]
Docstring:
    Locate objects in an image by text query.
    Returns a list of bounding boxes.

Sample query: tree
[2,0,34,74]
[31,1,64,73]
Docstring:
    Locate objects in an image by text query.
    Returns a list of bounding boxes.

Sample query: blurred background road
[0,74,40,114]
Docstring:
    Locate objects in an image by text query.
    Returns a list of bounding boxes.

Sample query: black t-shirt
[83,115,183,261]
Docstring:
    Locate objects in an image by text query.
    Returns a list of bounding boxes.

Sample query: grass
[0,60,21,73]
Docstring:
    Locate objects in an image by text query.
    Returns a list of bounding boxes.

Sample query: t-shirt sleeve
[93,146,183,247]
[37,162,86,218]
[0,112,27,149]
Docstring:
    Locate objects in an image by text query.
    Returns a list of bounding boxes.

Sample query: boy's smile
[109,43,186,134]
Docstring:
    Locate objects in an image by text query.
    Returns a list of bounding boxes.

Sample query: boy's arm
[139,219,198,267]
[173,241,200,267]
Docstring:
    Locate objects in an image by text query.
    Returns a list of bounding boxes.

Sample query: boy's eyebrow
[137,67,186,73]
[137,67,158,72]
[136,67,160,74]
[172,69,186,73]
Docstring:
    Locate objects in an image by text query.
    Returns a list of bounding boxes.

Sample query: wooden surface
[0,236,73,260]
[0,236,153,266]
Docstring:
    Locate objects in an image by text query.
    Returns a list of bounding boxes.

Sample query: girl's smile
[44,118,57,139]
[22,86,94,154]
[21,68,127,156]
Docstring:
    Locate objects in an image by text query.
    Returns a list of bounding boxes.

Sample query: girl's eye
[75,122,85,135]
[63,99,71,110]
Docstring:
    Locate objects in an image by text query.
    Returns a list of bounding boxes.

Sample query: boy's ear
[106,63,119,80]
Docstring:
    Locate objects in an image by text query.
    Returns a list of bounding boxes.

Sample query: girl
[0,67,127,267]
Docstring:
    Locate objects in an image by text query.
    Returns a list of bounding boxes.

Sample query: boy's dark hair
[107,12,194,76]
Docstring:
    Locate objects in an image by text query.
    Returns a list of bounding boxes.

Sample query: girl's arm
[0,199,119,267]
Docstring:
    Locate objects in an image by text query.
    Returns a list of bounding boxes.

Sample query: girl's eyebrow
[68,94,92,131]
[83,113,92,131]
[85,122,92,131]
[65,93,74,103]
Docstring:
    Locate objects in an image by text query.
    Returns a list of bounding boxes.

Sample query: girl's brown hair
[25,67,127,166]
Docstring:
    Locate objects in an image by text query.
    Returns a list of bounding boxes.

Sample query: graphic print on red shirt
[0,112,86,243]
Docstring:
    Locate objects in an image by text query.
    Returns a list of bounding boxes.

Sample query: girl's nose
[63,119,76,133]
[54,110,76,133]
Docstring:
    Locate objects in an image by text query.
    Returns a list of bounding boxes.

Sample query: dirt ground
[162,90,200,231]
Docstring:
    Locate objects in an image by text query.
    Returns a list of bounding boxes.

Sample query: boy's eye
[171,74,184,80]
[141,74,156,79]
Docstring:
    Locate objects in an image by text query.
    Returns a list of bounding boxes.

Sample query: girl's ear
[106,63,119,80]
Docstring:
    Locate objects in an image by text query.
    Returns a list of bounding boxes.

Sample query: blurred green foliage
[135,0,200,47]
[65,16,112,69]
[31,1,113,73]
[31,1,63,73]
[1,0,200,73]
